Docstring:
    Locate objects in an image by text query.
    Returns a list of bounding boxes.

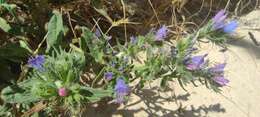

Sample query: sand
[85,10,260,117]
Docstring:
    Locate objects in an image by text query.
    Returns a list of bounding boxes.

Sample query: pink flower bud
[58,87,68,97]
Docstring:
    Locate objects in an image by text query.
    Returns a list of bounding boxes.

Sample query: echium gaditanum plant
[0,8,237,116]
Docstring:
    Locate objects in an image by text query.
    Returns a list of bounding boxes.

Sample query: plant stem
[91,67,106,87]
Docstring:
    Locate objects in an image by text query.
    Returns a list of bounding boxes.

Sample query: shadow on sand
[227,35,260,59]
[84,87,225,117]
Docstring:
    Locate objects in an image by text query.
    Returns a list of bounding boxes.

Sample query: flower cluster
[184,53,229,87]
[212,10,238,33]
[104,72,113,81]
[28,55,45,70]
[114,78,129,103]
[155,25,168,41]
[209,63,229,86]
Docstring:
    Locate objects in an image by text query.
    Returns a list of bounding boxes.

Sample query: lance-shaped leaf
[1,79,41,104]
[46,11,64,52]
[80,27,105,63]
[81,87,113,102]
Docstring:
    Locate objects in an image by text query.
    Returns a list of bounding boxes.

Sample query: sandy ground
[85,10,260,117]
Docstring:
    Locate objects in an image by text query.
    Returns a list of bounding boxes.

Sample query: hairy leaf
[82,87,112,102]
[1,79,41,104]
[46,11,64,52]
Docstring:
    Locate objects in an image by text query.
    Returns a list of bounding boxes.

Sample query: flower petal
[223,21,238,33]
[213,76,229,86]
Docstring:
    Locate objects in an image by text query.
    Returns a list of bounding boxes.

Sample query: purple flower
[209,63,226,75]
[209,63,229,86]
[95,29,102,38]
[104,72,113,80]
[130,36,138,44]
[223,21,238,33]
[213,76,229,86]
[58,87,68,97]
[211,10,238,33]
[28,55,45,70]
[185,54,208,70]
[213,10,226,22]
[212,10,227,30]
[114,78,129,103]
[155,25,168,41]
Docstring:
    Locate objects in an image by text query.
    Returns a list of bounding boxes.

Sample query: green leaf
[0,43,29,62]
[1,86,39,104]
[46,11,64,52]
[91,0,103,8]
[0,0,5,3]
[92,47,104,63]
[0,17,11,32]
[160,78,168,89]
[1,79,41,104]
[0,61,17,82]
[80,27,93,51]
[0,104,12,117]
[80,27,105,63]
[81,87,112,102]
[19,40,33,53]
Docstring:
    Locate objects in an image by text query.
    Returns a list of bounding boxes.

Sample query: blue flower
[114,78,129,103]
[104,72,113,81]
[185,54,208,70]
[223,21,238,33]
[155,25,168,41]
[212,10,227,30]
[28,55,45,70]
[213,76,229,86]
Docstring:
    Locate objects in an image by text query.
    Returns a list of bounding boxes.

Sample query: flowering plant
[0,3,237,116]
